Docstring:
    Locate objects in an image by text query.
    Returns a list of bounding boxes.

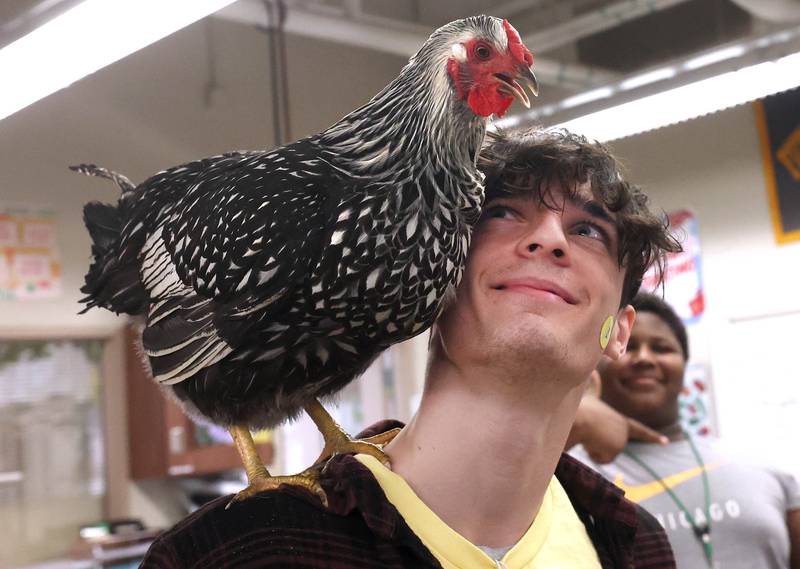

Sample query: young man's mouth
[492,278,578,304]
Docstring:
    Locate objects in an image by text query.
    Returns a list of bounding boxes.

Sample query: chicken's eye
[475,44,492,60]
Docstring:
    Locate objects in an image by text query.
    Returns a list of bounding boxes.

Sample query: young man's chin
[492,324,568,362]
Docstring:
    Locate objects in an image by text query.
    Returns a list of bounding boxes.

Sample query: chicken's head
[446,18,538,118]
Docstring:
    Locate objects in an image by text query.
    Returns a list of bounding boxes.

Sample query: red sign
[641,209,704,323]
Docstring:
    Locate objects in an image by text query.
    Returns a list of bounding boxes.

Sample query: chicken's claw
[314,427,401,467]
[226,467,328,509]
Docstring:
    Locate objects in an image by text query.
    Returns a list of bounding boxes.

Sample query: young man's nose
[517,212,570,263]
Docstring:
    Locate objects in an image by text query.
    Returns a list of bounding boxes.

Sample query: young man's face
[436,182,634,382]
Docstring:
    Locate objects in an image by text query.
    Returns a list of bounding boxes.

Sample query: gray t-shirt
[571,436,800,569]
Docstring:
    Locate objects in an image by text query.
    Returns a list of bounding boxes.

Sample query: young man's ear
[604,305,635,360]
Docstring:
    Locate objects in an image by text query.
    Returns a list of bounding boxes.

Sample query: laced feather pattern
[79,16,508,428]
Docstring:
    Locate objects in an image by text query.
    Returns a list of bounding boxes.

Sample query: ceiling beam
[487,0,550,19]
[0,0,82,48]
[523,0,693,53]
[214,0,619,89]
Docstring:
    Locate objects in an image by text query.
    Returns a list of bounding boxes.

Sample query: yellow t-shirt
[355,454,601,569]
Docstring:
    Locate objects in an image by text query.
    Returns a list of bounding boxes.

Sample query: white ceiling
[214,0,800,124]
[3,0,800,126]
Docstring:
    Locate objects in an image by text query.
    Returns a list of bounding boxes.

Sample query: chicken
[75,15,537,505]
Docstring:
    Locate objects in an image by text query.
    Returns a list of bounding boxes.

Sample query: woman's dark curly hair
[477,128,682,306]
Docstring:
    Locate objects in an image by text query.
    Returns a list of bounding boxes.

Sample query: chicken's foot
[227,425,327,507]
[305,399,401,466]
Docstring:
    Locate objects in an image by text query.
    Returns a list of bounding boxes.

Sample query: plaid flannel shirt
[141,421,675,569]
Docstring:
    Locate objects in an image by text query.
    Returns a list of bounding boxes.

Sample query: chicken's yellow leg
[230,424,270,481]
[227,425,328,507]
[305,399,401,466]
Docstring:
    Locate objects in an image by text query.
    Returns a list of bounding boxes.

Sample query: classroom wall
[610,104,800,465]
[612,103,800,328]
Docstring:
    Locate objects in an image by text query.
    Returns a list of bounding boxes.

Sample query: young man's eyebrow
[579,199,615,225]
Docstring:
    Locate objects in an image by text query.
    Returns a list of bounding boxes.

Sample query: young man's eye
[483,204,517,219]
[573,221,606,241]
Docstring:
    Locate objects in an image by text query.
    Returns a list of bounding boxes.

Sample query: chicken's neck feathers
[319,31,488,194]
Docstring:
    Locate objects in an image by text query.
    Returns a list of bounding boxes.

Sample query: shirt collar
[297,421,638,563]
[317,452,442,566]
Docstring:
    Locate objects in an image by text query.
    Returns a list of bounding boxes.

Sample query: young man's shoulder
[139,450,433,569]
[140,483,358,568]
[557,453,676,569]
[142,487,374,569]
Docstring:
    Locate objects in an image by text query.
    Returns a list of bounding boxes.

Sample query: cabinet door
[163,399,274,477]
[126,327,273,479]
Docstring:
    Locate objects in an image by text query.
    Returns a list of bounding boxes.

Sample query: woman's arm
[567,372,667,463]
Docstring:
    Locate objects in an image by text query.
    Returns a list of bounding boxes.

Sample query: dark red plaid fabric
[141,421,675,568]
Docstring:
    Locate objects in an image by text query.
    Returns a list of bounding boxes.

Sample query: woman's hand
[567,371,668,463]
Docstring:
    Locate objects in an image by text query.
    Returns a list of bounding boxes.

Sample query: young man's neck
[384,355,586,548]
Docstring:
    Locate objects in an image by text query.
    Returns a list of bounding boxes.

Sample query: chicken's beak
[495,66,539,109]
[518,65,539,98]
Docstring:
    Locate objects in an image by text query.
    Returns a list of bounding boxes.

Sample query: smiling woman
[572,293,800,569]
[600,297,688,429]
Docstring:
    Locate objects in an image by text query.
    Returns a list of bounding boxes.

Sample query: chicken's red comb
[503,19,533,67]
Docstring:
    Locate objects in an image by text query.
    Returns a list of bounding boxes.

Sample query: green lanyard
[623,432,714,567]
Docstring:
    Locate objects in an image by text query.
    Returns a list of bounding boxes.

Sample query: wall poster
[641,209,705,324]
[754,88,800,244]
[0,206,62,300]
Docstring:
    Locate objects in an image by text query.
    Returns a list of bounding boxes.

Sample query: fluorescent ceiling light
[560,87,614,109]
[684,45,747,70]
[557,51,800,142]
[0,0,237,121]
[620,67,677,90]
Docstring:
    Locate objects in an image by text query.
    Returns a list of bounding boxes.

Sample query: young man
[141,128,680,569]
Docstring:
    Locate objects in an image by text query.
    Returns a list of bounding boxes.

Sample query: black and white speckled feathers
[80,16,510,429]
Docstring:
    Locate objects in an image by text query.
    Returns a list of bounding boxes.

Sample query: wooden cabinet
[125,327,273,479]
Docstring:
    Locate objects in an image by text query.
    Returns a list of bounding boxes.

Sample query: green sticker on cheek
[599,315,615,349]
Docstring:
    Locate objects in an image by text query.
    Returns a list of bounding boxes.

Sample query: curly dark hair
[477,128,682,306]
[631,293,689,360]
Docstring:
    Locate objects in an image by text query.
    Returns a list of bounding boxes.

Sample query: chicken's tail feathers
[80,200,147,315]
[142,294,233,385]
[83,202,120,252]
[70,163,136,193]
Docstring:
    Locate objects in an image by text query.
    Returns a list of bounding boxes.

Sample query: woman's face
[599,311,686,429]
